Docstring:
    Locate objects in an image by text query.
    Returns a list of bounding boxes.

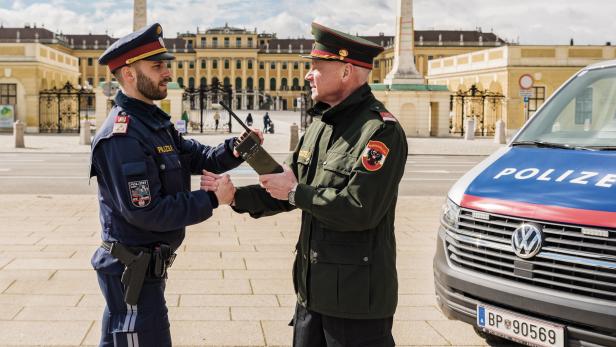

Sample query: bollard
[464,118,475,141]
[13,120,25,148]
[79,119,91,145]
[494,120,506,144]
[289,123,299,151]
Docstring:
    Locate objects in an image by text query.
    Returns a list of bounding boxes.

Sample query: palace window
[212,37,218,48]
[0,84,17,105]
[282,62,287,70]
[236,60,242,69]
[178,62,183,69]
[224,60,230,69]
[575,87,592,124]
[248,60,253,69]
[529,86,546,114]
[248,38,253,48]
[87,58,93,66]
[212,59,218,69]
[374,60,380,68]
[270,62,275,69]
[269,78,276,91]
[200,37,206,48]
[177,77,184,88]
[259,62,264,69]
[201,59,206,69]
[236,37,241,48]
[293,62,299,70]
[305,62,310,69]
[224,37,230,48]
[189,61,194,69]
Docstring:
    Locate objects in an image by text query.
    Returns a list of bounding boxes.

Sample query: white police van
[434,60,616,347]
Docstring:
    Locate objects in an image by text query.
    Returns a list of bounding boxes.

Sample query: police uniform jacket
[233,84,408,319]
[90,91,243,274]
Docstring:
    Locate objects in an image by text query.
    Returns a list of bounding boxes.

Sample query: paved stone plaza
[0,115,506,346]
[0,194,493,346]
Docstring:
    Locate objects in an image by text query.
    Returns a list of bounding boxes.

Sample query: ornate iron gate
[450,84,504,137]
[182,82,233,133]
[39,82,95,133]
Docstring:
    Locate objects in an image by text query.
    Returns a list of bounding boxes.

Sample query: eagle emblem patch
[128,180,151,208]
[361,140,390,172]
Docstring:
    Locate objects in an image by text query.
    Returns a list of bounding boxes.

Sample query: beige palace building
[427,44,616,136]
[0,23,503,133]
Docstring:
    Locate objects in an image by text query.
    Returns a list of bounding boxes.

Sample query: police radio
[218,102,284,175]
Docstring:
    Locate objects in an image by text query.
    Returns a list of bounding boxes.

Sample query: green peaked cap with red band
[302,22,384,70]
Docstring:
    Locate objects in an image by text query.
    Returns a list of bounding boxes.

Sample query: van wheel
[473,326,522,346]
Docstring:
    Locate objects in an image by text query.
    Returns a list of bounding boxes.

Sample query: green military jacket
[233,84,408,319]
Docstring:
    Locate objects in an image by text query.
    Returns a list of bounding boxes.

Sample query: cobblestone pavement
[0,194,490,346]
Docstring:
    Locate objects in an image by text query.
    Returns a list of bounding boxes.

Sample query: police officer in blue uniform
[90,23,252,347]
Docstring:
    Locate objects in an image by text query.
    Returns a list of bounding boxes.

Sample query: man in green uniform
[202,22,407,347]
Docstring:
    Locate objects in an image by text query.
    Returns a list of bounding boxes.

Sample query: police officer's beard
[136,71,170,100]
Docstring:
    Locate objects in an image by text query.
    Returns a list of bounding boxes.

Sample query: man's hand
[259,165,297,200]
[233,128,264,158]
[200,170,220,192]
[201,170,236,205]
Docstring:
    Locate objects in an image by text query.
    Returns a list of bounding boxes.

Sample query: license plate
[477,304,565,347]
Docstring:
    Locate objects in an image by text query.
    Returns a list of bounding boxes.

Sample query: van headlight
[441,199,460,228]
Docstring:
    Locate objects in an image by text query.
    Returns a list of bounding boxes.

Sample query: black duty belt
[101,241,176,305]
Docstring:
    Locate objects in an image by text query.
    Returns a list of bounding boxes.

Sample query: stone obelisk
[133,0,147,31]
[384,0,424,85]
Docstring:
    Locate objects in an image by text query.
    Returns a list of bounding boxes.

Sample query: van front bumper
[433,226,616,347]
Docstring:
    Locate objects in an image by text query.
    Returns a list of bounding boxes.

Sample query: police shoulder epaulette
[112,111,130,134]
[370,103,398,123]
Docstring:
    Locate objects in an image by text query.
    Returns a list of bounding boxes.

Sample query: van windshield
[515,66,616,148]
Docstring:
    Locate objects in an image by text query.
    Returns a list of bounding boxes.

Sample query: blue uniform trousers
[97,271,171,347]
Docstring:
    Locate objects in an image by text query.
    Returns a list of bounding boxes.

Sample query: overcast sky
[0,0,614,45]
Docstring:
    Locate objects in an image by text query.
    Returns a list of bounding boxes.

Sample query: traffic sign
[519,90,534,97]
[519,74,534,89]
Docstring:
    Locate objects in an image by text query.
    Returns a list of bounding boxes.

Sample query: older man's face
[304,59,346,105]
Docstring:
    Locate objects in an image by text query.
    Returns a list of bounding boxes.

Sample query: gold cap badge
[339,49,349,58]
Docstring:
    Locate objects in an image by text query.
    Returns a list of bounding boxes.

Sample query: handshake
[200,164,298,205]
[200,128,299,206]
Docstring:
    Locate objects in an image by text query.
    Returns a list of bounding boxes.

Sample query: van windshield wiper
[511,140,597,151]
[582,145,616,150]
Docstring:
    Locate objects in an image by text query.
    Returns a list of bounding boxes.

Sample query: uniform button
[363,256,369,262]
[323,161,327,165]
[160,164,166,170]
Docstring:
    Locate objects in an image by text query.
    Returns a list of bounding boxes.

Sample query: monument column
[133,0,147,31]
[384,0,424,85]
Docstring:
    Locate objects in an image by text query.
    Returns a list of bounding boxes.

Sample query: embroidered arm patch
[361,140,390,171]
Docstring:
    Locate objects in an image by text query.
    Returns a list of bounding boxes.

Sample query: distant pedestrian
[246,113,253,126]
[263,112,271,133]
[213,111,221,131]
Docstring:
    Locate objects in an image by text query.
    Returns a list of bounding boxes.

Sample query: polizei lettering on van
[493,168,616,188]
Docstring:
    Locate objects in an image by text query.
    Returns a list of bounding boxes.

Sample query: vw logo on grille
[511,223,543,259]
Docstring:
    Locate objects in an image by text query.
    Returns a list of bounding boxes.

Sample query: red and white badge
[113,114,130,134]
[361,140,390,171]
[128,180,151,208]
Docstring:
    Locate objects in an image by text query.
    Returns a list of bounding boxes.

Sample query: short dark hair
[112,68,124,84]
